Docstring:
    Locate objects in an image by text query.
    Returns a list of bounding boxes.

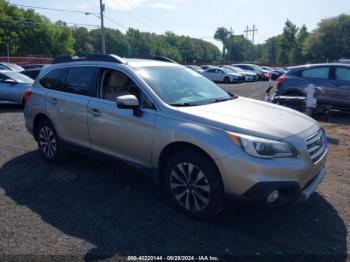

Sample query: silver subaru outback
[24,54,328,219]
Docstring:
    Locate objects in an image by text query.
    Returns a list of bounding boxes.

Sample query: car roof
[288,63,350,71]
[0,69,13,73]
[47,58,179,69]
[0,62,15,66]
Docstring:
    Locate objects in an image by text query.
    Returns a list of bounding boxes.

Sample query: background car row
[187,63,287,83]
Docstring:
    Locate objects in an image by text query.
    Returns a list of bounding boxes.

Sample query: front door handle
[90,108,101,117]
[49,97,57,105]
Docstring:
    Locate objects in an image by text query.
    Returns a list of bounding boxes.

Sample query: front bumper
[215,139,327,206]
[237,168,326,206]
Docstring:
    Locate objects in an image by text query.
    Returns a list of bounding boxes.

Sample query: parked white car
[202,67,244,83]
[222,66,257,82]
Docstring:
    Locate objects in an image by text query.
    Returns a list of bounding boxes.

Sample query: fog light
[266,190,279,204]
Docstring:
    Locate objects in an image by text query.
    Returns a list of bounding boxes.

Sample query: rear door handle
[90,108,101,117]
[49,97,57,105]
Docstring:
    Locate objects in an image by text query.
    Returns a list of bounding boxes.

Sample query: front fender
[151,114,242,168]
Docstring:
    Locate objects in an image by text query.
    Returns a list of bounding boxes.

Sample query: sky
[8,0,350,48]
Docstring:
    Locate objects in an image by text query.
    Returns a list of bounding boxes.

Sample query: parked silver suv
[24,54,328,219]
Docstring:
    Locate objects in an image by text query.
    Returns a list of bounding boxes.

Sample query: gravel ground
[0,81,349,261]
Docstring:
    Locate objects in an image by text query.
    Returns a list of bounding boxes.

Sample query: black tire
[35,119,66,163]
[163,148,224,220]
[223,77,230,84]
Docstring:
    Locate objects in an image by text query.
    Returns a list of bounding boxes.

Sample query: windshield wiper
[169,102,197,107]
[214,97,234,103]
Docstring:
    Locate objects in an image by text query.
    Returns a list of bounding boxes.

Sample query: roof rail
[52,54,127,64]
[86,54,127,64]
[129,55,177,64]
[52,55,82,64]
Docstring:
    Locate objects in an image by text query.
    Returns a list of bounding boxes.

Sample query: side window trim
[39,67,67,91]
[40,66,98,97]
[334,66,350,82]
[96,66,159,111]
[302,66,330,80]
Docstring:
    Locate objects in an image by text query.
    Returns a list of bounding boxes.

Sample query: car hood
[177,97,318,140]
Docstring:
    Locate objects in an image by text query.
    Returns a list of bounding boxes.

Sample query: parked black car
[21,64,45,70]
[276,63,350,110]
[20,69,41,80]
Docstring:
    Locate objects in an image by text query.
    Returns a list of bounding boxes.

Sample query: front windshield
[231,66,243,72]
[4,71,34,84]
[251,64,263,71]
[137,66,233,106]
[191,65,202,70]
[221,68,233,74]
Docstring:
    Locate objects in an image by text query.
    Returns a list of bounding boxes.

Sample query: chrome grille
[306,129,326,163]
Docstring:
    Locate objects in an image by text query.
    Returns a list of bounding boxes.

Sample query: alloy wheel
[39,126,57,158]
[169,162,211,212]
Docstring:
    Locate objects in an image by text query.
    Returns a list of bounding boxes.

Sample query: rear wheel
[36,119,66,163]
[163,149,224,219]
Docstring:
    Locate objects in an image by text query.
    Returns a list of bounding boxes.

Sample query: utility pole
[244,25,252,62]
[244,25,250,39]
[251,24,258,62]
[6,42,10,62]
[99,0,106,54]
[244,25,258,62]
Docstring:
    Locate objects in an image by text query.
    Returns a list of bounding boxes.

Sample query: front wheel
[223,77,230,84]
[163,149,224,219]
[36,119,66,163]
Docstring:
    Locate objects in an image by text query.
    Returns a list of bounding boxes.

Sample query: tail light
[23,89,32,104]
[277,76,286,84]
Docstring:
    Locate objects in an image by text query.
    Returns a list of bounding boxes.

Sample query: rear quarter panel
[24,85,47,135]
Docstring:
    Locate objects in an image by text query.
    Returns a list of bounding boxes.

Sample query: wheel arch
[33,113,53,141]
[157,141,221,185]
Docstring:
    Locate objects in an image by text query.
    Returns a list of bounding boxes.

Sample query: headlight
[226,131,296,159]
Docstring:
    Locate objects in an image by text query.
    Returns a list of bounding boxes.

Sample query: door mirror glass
[116,94,140,109]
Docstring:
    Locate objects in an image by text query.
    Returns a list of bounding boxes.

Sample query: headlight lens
[227,131,296,159]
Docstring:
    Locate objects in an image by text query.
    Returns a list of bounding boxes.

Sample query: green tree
[303,14,350,62]
[72,27,94,56]
[277,20,299,65]
[214,27,231,59]
[226,34,250,62]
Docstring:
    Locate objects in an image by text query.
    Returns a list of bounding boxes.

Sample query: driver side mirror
[2,79,17,85]
[116,94,143,117]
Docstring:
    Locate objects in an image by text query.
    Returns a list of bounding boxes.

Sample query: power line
[10,3,99,15]
[109,0,160,33]
[104,15,128,30]
[9,3,128,31]
[0,21,100,29]
[125,0,166,32]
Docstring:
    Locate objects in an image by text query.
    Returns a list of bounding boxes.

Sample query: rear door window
[335,67,350,82]
[302,67,330,79]
[64,67,97,96]
[39,68,66,91]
